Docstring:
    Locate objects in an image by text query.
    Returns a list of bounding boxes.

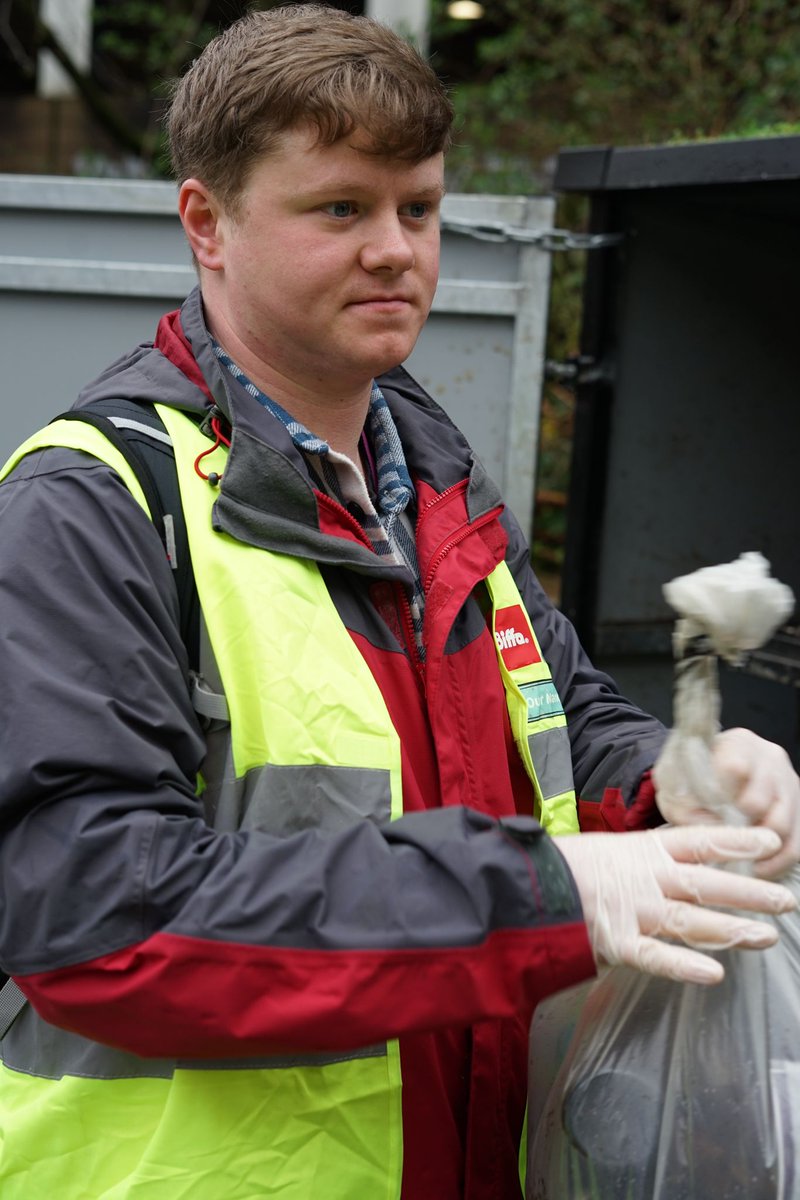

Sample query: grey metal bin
[555,135,800,764]
[0,176,554,544]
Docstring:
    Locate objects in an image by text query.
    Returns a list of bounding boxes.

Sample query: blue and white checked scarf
[214,344,426,657]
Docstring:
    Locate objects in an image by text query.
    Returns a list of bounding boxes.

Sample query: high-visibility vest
[0,408,577,1199]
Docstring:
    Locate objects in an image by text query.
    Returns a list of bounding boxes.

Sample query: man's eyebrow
[409,183,447,201]
[299,180,446,200]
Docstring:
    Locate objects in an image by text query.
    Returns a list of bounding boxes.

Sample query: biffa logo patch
[494,605,541,670]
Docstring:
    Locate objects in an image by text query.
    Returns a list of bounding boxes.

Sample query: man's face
[206,125,444,397]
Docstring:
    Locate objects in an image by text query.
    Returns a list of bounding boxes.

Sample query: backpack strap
[51,401,200,670]
[56,410,171,557]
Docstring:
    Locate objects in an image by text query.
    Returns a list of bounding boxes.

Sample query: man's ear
[179,179,226,271]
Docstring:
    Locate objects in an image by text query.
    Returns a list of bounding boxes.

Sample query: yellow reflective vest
[0,405,578,1199]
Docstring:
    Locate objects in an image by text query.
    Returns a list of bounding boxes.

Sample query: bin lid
[555,134,800,192]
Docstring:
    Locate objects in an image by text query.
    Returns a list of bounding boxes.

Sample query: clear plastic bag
[527,554,800,1199]
[527,878,800,1199]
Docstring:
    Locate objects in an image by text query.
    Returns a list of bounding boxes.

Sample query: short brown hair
[166,4,453,213]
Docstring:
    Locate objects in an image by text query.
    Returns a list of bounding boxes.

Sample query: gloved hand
[711,727,800,880]
[554,824,796,986]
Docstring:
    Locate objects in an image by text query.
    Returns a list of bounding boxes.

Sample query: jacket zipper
[321,493,376,551]
[322,493,424,674]
[422,506,503,594]
[396,583,425,678]
[416,481,464,522]
[402,486,468,676]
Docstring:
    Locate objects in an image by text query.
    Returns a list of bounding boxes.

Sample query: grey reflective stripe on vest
[0,1001,386,1081]
[197,707,394,835]
[190,615,393,834]
[528,726,574,802]
[207,762,393,834]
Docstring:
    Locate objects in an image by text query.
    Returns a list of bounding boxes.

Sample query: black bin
[555,135,800,765]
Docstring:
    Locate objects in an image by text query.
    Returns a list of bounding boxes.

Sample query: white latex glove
[711,727,800,880]
[554,824,796,986]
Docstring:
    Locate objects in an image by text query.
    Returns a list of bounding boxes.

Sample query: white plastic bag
[527,554,799,1200]
[654,552,794,826]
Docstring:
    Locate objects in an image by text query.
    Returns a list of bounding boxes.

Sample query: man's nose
[359,215,416,273]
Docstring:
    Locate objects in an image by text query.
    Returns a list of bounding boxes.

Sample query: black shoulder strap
[54,410,170,551]
[49,401,200,670]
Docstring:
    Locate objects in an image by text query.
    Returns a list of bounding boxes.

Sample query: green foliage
[94,1,218,83]
[434,0,800,191]
[88,0,227,168]
[431,0,800,582]
[668,120,800,143]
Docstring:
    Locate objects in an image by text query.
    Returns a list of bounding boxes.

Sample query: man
[0,6,796,1198]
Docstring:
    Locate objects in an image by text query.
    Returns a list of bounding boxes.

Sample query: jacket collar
[174,288,504,569]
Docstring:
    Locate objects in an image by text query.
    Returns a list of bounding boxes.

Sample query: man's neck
[209,323,371,465]
[266,380,370,466]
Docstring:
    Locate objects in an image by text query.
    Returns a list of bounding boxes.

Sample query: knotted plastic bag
[527,553,800,1200]
[655,551,794,827]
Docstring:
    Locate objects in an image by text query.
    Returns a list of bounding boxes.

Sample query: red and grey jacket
[0,288,666,1198]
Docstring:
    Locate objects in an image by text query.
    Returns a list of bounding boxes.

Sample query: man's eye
[404,203,430,219]
[324,201,356,218]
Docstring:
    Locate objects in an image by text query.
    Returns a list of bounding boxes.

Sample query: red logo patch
[494,605,540,670]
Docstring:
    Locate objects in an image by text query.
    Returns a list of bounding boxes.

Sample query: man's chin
[362,334,421,377]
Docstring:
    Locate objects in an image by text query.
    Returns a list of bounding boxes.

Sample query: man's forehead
[259,124,445,189]
[308,119,436,153]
